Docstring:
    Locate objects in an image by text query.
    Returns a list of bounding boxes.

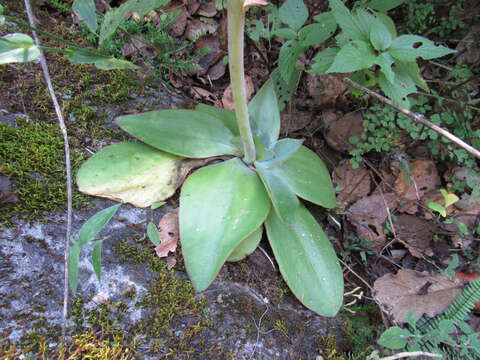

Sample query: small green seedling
[428,189,459,217]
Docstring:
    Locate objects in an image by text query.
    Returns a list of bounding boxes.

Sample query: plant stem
[228,0,256,163]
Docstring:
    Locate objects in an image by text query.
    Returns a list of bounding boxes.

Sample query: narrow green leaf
[116,110,241,158]
[72,0,98,33]
[279,0,309,31]
[195,103,238,134]
[92,239,104,281]
[77,142,181,207]
[0,4,5,26]
[180,158,271,291]
[329,0,367,41]
[310,47,339,74]
[0,33,40,64]
[378,326,411,350]
[94,57,138,70]
[255,161,300,222]
[151,201,166,210]
[67,48,138,69]
[369,17,392,51]
[275,146,336,208]
[147,221,161,246]
[265,204,344,316]
[78,204,121,247]
[389,35,455,62]
[68,241,81,293]
[326,40,376,73]
[227,226,263,262]
[248,79,281,148]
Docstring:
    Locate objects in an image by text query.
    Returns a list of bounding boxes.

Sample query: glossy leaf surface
[117,110,241,158]
[248,79,281,148]
[0,33,40,64]
[276,146,336,208]
[265,204,344,316]
[227,226,263,262]
[77,142,181,207]
[180,158,271,291]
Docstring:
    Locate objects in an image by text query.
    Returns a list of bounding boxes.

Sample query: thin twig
[378,351,442,360]
[24,0,73,339]
[341,77,480,160]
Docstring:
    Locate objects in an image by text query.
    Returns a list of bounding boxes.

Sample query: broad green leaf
[310,47,339,74]
[67,48,138,69]
[375,13,397,38]
[0,4,4,26]
[147,221,161,246]
[354,9,376,40]
[397,61,428,91]
[92,239,104,281]
[0,33,40,64]
[299,14,337,48]
[270,66,301,110]
[378,326,411,350]
[68,241,81,293]
[265,204,344,316]
[78,204,121,247]
[77,142,181,207]
[375,52,395,83]
[389,35,455,62]
[260,138,303,167]
[180,158,271,291]
[195,103,238,134]
[329,0,367,41]
[278,40,302,84]
[279,0,309,31]
[273,28,298,40]
[326,40,376,73]
[72,0,98,33]
[377,66,416,109]
[369,17,392,51]
[100,0,170,44]
[427,202,447,217]
[276,146,336,208]
[227,226,263,262]
[117,110,241,158]
[248,78,281,148]
[368,0,407,13]
[255,161,300,222]
[151,201,166,210]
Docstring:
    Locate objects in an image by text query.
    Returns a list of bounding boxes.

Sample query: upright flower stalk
[227,0,256,163]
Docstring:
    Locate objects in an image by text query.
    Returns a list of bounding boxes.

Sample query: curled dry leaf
[222,76,254,110]
[324,112,364,153]
[155,208,180,258]
[197,2,217,17]
[195,36,223,76]
[394,215,434,258]
[164,1,188,37]
[347,193,398,251]
[393,160,440,201]
[333,159,371,208]
[185,18,218,41]
[306,73,348,107]
[177,157,223,187]
[374,269,464,323]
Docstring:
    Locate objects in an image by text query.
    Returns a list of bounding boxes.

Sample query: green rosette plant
[76,0,344,316]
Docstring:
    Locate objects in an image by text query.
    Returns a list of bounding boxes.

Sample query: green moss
[0,118,88,222]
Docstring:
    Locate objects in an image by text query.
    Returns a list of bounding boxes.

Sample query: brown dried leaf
[0,175,18,203]
[374,269,463,323]
[333,160,371,208]
[394,215,434,258]
[222,76,254,110]
[347,193,398,251]
[195,36,223,75]
[207,60,226,81]
[121,38,147,57]
[393,160,440,201]
[185,18,218,41]
[155,208,179,258]
[197,1,217,17]
[305,73,348,107]
[281,111,312,134]
[324,112,364,153]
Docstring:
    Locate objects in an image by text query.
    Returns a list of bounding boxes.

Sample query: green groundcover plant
[0,0,344,316]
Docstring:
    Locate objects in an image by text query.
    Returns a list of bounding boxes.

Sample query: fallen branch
[378,351,442,360]
[24,0,73,339]
[341,77,480,160]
